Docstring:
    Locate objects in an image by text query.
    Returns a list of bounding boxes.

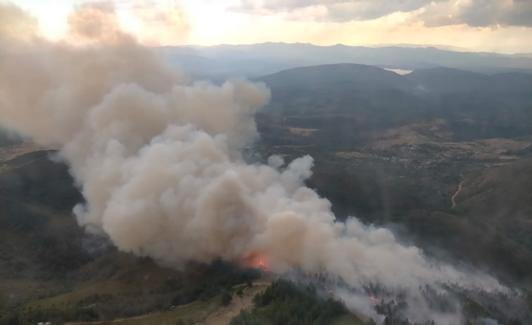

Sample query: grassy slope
[64,283,271,325]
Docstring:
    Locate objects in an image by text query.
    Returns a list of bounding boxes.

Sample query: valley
[2,1,532,323]
[255,64,532,291]
[1,63,532,324]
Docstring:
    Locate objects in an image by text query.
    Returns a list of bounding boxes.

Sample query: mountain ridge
[160,43,532,79]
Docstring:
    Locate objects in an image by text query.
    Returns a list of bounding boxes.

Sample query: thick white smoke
[0,2,507,324]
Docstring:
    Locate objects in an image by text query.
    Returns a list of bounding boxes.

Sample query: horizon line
[156,42,532,57]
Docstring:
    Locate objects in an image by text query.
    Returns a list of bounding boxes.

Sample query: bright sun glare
[13,0,242,46]
[8,0,532,52]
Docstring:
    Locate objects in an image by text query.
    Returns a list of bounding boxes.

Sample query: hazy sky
[9,0,532,53]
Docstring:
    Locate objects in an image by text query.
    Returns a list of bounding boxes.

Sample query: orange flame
[241,252,270,271]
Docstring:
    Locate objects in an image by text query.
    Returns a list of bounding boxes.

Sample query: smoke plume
[0,2,509,324]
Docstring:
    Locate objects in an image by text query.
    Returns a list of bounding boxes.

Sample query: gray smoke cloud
[0,2,510,324]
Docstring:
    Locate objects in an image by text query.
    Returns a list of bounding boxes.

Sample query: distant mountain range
[159,43,532,79]
[256,63,532,143]
[260,63,532,94]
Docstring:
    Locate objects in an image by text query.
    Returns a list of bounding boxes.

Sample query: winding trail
[451,180,465,209]
[204,282,270,325]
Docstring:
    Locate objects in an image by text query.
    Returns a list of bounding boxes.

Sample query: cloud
[68,1,189,46]
[323,0,438,21]
[124,0,189,45]
[421,0,532,27]
[67,1,130,44]
[234,0,532,27]
[0,1,38,42]
[237,0,436,20]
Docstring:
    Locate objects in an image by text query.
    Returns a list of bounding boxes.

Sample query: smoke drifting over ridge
[0,2,510,324]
